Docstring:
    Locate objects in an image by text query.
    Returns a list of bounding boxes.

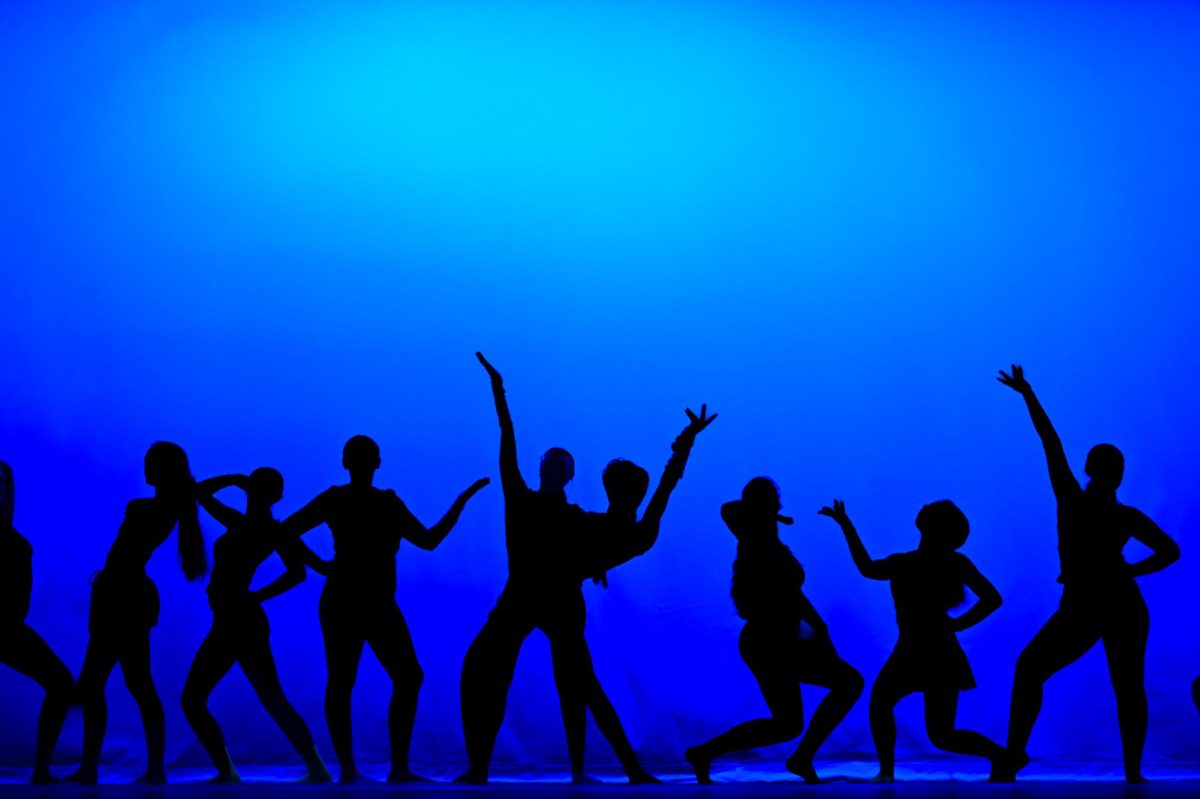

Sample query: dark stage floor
[3,783,1200,799]
[4,764,1200,797]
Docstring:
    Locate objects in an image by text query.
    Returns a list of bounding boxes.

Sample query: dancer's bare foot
[388,770,434,784]
[454,770,488,785]
[626,767,662,785]
[685,747,712,785]
[205,772,241,785]
[990,750,1030,783]
[65,768,98,786]
[785,753,822,784]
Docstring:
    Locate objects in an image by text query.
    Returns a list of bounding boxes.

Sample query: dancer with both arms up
[462,352,716,784]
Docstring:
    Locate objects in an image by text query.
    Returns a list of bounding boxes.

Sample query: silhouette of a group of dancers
[0,357,1188,785]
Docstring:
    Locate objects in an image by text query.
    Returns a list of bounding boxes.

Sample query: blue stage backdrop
[2,0,1198,778]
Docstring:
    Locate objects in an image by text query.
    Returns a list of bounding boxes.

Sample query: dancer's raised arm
[641,405,716,535]
[819,500,891,580]
[720,500,747,539]
[478,352,525,495]
[950,558,1003,632]
[400,478,491,551]
[194,474,248,528]
[279,490,333,538]
[585,405,716,580]
[998,365,1081,499]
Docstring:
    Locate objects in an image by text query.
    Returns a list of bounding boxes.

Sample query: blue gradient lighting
[1,0,1198,780]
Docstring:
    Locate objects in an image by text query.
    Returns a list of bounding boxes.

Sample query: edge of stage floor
[4,761,1200,788]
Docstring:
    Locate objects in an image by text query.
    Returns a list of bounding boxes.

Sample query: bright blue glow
[2,0,1199,778]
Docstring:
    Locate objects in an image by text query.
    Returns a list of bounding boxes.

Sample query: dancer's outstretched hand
[476,352,503,385]
[818,499,849,524]
[997,364,1031,395]
[682,404,717,438]
[463,477,491,500]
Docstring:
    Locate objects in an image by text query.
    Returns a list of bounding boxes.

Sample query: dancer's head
[247,467,284,508]
[343,435,381,479]
[0,460,13,528]
[742,477,783,519]
[602,459,650,514]
[1084,443,1124,492]
[145,442,207,581]
[916,500,969,551]
[539,447,575,491]
[145,441,192,490]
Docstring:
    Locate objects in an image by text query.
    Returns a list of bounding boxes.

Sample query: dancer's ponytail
[175,489,207,581]
[145,442,208,581]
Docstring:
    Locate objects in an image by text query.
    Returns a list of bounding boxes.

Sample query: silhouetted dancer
[182,470,332,784]
[0,461,75,784]
[997,365,1180,783]
[820,499,1006,781]
[1193,677,1200,717]
[67,442,208,785]
[458,352,603,784]
[566,405,717,783]
[280,435,488,784]
[685,479,863,784]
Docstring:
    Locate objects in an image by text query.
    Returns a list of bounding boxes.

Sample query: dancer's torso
[102,499,174,576]
[208,520,278,611]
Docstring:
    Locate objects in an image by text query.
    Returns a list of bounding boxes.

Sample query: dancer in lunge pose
[182,470,331,784]
[69,442,208,785]
[686,478,863,784]
[997,364,1179,783]
[0,461,75,784]
[821,499,1006,781]
[281,436,488,783]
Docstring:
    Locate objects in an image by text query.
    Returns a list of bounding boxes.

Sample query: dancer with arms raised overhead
[997,364,1179,782]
